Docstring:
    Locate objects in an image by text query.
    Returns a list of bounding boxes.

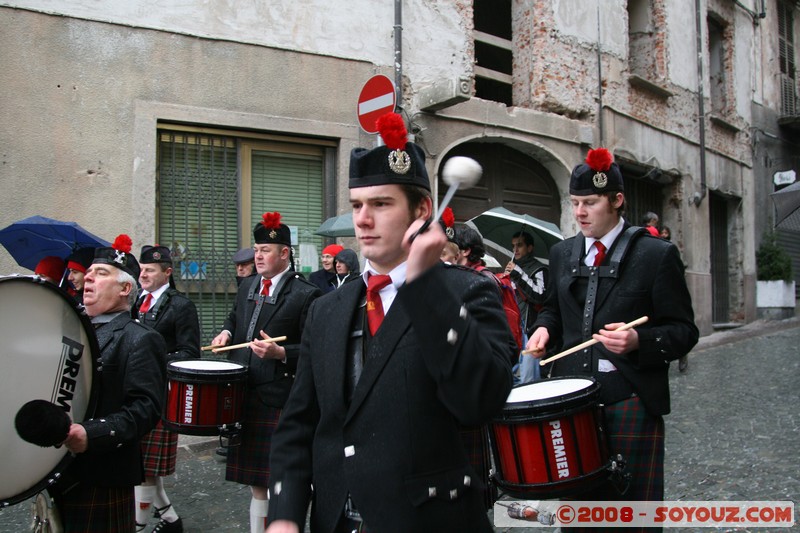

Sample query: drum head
[0,276,98,506]
[170,359,245,372]
[498,376,600,421]
[507,378,595,404]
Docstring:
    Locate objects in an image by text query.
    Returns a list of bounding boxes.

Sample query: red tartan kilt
[141,420,179,477]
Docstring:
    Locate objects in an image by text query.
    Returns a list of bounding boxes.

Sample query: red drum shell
[0,275,98,507]
[163,359,246,436]
[490,377,610,499]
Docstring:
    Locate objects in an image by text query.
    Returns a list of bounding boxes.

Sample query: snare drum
[163,359,246,436]
[490,377,610,498]
[0,276,98,507]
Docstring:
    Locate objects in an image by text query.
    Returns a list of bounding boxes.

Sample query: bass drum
[0,275,98,507]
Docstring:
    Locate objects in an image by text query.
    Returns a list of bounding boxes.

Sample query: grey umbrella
[314,213,355,238]
[770,181,800,230]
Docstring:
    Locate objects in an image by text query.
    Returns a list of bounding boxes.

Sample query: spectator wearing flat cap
[49,234,166,532]
[132,245,200,533]
[265,113,513,533]
[233,247,256,286]
[309,243,343,293]
[211,212,320,533]
[65,247,95,304]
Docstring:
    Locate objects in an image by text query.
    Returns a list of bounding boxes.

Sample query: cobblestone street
[2,318,798,532]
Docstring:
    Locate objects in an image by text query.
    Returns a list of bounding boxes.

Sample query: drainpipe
[692,0,707,206]
[597,1,604,146]
[394,0,403,111]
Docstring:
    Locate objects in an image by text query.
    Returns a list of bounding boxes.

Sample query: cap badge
[114,250,126,265]
[445,227,455,239]
[388,149,411,175]
[152,251,162,261]
[592,172,608,189]
[269,229,278,239]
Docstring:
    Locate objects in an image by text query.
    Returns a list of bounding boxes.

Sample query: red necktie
[593,241,607,266]
[366,274,392,336]
[260,279,272,296]
[139,294,153,313]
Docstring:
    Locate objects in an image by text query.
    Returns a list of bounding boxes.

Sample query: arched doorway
[437,142,561,226]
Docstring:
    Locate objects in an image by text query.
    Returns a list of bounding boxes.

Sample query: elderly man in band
[54,235,166,532]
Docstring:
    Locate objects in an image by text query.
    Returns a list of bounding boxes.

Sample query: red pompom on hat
[253,211,291,245]
[262,212,282,229]
[569,147,624,195]
[585,147,614,172]
[376,112,408,150]
[439,206,456,240]
[112,234,133,254]
[92,233,140,279]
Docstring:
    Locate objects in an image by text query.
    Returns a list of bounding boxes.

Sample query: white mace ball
[442,156,483,189]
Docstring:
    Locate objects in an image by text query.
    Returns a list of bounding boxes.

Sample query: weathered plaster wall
[0,8,372,272]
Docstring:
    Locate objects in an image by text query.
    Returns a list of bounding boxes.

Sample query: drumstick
[200,344,222,351]
[528,316,649,366]
[211,336,288,353]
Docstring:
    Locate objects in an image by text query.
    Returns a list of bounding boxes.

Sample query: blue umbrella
[0,216,110,271]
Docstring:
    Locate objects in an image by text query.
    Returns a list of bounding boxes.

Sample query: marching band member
[527,148,698,525]
[54,235,166,532]
[133,245,201,533]
[211,214,320,533]
[265,113,514,533]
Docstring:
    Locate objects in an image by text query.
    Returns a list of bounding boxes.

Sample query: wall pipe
[394,0,403,111]
[693,0,707,206]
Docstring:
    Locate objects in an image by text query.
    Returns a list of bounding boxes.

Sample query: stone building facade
[1,0,796,339]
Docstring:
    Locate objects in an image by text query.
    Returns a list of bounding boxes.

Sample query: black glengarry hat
[569,147,624,196]
[253,212,291,246]
[139,245,172,264]
[349,113,430,191]
[93,234,140,279]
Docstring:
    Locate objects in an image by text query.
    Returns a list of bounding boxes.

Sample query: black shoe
[152,517,183,533]
[678,356,688,372]
[215,446,227,457]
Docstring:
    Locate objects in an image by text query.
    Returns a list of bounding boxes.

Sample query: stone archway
[437,141,561,226]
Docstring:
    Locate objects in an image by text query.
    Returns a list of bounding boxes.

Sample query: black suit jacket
[66,312,166,487]
[267,263,515,533]
[134,287,200,363]
[222,272,320,407]
[535,225,699,416]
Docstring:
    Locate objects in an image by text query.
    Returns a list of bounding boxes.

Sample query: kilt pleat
[54,485,135,533]
[225,392,281,487]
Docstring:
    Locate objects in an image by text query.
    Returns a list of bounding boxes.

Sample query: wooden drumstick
[200,344,222,351]
[526,316,649,366]
[211,336,288,353]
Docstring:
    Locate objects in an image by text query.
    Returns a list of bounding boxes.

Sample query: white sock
[153,477,179,522]
[134,484,155,527]
[250,497,269,533]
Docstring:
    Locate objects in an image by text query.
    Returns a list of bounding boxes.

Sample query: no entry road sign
[357,75,396,134]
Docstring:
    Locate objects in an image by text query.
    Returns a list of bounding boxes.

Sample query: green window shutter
[250,150,324,273]
[157,131,240,344]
